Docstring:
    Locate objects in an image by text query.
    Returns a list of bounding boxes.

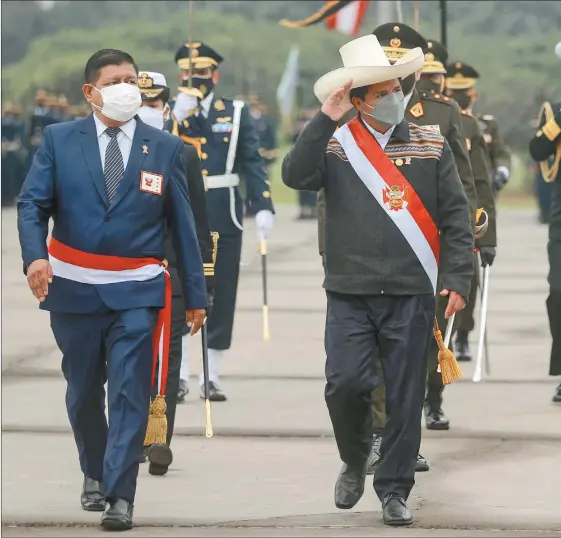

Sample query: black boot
[425,385,450,430]
[455,330,472,362]
[553,383,561,403]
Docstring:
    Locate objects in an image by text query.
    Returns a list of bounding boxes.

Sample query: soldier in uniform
[245,94,278,216]
[445,63,512,198]
[2,102,26,206]
[315,23,478,475]
[26,89,52,172]
[169,42,274,401]
[134,71,216,474]
[529,99,561,403]
[445,61,497,363]
[296,107,321,219]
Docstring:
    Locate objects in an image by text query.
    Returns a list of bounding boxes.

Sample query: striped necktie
[104,127,124,203]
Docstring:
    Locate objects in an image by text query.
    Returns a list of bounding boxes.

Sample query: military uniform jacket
[460,109,497,247]
[254,115,278,167]
[165,144,216,296]
[476,113,511,172]
[283,112,474,299]
[529,102,561,290]
[169,94,274,236]
[316,90,477,255]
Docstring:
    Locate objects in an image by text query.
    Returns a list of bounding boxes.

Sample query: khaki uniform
[317,90,477,256]
[456,109,497,333]
[476,113,511,172]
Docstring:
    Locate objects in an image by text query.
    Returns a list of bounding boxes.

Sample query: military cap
[57,95,69,108]
[422,39,448,75]
[175,41,223,70]
[445,62,480,90]
[372,22,428,63]
[137,71,168,99]
[35,89,48,102]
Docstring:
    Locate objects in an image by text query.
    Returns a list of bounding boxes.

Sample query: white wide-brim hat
[314,35,425,104]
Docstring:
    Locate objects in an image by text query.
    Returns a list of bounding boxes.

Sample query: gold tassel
[433,320,462,385]
[144,395,168,446]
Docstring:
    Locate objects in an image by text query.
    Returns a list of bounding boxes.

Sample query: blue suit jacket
[17,114,208,314]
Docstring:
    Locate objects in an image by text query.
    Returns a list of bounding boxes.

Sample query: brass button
[263,191,271,198]
[202,153,208,159]
[395,158,404,166]
[202,169,208,176]
[201,137,207,144]
[223,137,229,142]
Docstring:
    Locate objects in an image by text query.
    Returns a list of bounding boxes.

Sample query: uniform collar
[93,113,136,139]
[200,92,214,117]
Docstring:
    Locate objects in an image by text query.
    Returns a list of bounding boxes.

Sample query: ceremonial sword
[473,265,490,383]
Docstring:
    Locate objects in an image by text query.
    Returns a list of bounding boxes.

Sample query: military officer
[445,60,497,363]
[529,98,561,403]
[445,63,512,197]
[169,42,275,401]
[2,102,26,206]
[26,89,51,172]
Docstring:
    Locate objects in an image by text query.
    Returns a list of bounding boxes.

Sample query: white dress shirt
[363,119,395,149]
[198,92,214,118]
[93,114,136,172]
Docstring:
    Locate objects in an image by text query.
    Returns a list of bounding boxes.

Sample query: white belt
[204,174,240,190]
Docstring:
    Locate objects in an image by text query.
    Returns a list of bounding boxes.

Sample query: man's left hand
[479,246,496,267]
[186,308,206,335]
[255,209,274,240]
[440,289,466,319]
[492,166,509,192]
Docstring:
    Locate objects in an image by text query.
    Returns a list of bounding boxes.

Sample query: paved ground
[2,205,560,536]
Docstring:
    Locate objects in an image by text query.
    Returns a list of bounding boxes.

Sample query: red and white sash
[333,118,440,292]
[48,237,172,397]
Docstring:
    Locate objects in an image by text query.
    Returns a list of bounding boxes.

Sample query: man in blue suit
[17,49,208,531]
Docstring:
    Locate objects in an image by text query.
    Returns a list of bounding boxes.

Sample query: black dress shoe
[455,330,472,361]
[101,498,133,531]
[177,379,189,403]
[366,434,382,475]
[334,462,367,509]
[148,443,173,476]
[139,446,149,464]
[416,453,430,472]
[425,404,450,430]
[553,383,561,403]
[81,476,105,512]
[199,381,227,402]
[382,494,413,526]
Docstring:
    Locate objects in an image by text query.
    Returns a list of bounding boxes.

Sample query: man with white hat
[282,35,474,525]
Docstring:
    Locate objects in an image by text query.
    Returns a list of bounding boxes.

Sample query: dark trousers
[547,291,561,376]
[50,307,158,503]
[150,294,185,446]
[207,233,242,350]
[456,257,479,333]
[324,291,435,501]
[298,191,317,208]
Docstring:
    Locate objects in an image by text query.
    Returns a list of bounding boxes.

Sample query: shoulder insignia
[409,102,424,119]
[214,99,226,111]
[466,138,471,151]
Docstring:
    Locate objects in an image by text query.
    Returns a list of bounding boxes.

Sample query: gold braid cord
[280,0,345,28]
[537,101,561,183]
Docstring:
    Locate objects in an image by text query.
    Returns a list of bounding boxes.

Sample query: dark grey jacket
[282,112,474,299]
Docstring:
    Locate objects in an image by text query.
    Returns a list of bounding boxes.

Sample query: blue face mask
[360,91,405,128]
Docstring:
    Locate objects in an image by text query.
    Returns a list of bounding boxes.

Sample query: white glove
[255,210,274,240]
[173,92,198,122]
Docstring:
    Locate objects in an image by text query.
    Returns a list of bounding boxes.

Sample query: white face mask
[138,106,166,130]
[91,83,141,122]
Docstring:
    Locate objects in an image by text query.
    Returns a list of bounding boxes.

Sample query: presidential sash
[333,118,440,292]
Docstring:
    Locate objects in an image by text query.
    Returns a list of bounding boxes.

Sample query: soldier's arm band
[542,117,561,142]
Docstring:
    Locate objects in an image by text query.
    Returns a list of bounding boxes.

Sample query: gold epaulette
[543,116,561,142]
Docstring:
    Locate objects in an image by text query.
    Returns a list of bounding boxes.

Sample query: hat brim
[314,48,424,104]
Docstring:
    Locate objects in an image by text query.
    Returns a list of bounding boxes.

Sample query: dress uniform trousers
[324,291,435,501]
[298,190,318,209]
[50,307,158,503]
[455,254,479,333]
[207,230,243,350]
[548,232,561,376]
[150,267,185,446]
